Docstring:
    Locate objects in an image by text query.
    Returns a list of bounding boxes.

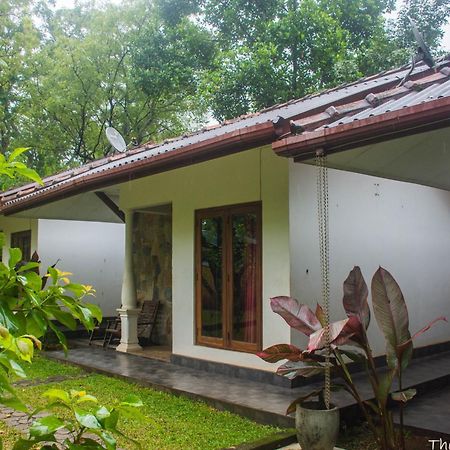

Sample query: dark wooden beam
[95,191,125,222]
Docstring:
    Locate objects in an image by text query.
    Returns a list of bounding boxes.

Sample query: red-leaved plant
[257,266,447,450]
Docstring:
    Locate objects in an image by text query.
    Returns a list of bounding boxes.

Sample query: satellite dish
[408,17,435,69]
[106,127,127,152]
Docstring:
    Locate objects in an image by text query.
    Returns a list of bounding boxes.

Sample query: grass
[0,419,21,448]
[6,356,280,449]
[21,356,84,381]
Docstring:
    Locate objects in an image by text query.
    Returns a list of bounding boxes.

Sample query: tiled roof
[285,64,450,136]
[1,56,449,213]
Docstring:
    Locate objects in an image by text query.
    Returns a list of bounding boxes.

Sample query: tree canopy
[0,0,449,175]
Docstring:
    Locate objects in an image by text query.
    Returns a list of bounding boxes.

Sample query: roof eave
[1,118,287,216]
[272,96,450,161]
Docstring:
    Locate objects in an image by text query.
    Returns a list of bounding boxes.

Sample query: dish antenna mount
[398,17,435,87]
[106,126,127,153]
[408,16,435,69]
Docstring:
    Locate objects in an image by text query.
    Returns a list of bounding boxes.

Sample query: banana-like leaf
[397,316,448,363]
[257,344,305,363]
[277,360,330,380]
[343,266,370,329]
[391,388,416,403]
[286,388,324,415]
[270,296,321,336]
[376,369,396,409]
[307,316,361,351]
[315,303,326,327]
[371,267,412,370]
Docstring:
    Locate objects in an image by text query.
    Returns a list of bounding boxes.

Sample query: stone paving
[0,405,73,443]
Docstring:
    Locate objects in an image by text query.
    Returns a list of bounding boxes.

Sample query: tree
[0,0,40,154]
[158,0,449,121]
[195,0,398,119]
[7,0,215,172]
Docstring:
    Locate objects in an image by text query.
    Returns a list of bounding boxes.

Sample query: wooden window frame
[10,230,32,262]
[195,201,262,353]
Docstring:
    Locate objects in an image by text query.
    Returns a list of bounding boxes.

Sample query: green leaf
[9,248,22,268]
[103,409,119,431]
[13,438,41,450]
[26,310,48,338]
[16,337,34,362]
[120,395,143,408]
[76,394,98,404]
[0,394,28,412]
[97,430,117,450]
[43,388,71,404]
[17,262,40,273]
[47,308,77,330]
[8,147,30,162]
[95,406,111,420]
[74,410,102,429]
[65,283,88,297]
[47,267,58,285]
[0,304,23,335]
[14,167,43,185]
[23,272,43,291]
[29,415,65,437]
[85,303,103,323]
[24,289,43,308]
[48,321,68,353]
[9,360,27,379]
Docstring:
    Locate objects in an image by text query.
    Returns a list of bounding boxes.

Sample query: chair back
[137,300,160,339]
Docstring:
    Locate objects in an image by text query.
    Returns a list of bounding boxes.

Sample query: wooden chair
[103,300,160,348]
[88,316,118,345]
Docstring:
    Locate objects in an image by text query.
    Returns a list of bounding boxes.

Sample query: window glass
[200,217,223,338]
[11,230,31,262]
[232,213,258,344]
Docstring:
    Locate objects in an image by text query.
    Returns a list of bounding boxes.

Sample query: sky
[53,0,450,51]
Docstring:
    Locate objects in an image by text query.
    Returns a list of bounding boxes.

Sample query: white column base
[115,308,143,353]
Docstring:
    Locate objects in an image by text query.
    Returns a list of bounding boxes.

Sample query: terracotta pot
[295,401,339,450]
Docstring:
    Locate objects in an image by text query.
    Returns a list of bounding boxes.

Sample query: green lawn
[21,356,85,381]
[6,356,280,449]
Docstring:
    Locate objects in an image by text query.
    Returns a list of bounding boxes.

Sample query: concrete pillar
[116,210,142,353]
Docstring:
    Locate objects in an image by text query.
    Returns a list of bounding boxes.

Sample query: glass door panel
[231,212,258,344]
[200,216,223,339]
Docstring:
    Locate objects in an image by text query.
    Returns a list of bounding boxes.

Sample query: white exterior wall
[289,162,450,356]
[0,217,39,261]
[0,216,124,317]
[119,146,290,370]
[37,220,125,316]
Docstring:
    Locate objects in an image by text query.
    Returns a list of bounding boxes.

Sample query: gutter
[272,96,450,161]
[2,118,289,215]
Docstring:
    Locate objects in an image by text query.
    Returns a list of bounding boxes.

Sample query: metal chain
[316,151,331,410]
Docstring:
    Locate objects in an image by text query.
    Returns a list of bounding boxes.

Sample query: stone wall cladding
[133,211,172,346]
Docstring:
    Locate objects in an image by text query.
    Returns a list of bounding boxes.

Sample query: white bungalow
[1,59,449,376]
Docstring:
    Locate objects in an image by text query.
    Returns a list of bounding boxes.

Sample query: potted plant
[257,266,447,450]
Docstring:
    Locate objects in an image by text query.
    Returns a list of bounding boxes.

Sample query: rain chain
[316,149,332,410]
